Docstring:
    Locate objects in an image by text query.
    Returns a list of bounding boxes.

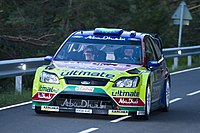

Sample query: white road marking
[0,101,32,111]
[110,97,183,122]
[78,128,99,133]
[169,98,182,104]
[110,116,132,123]
[170,67,200,75]
[187,90,200,96]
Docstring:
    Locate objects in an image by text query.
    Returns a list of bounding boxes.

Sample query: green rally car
[32,28,171,120]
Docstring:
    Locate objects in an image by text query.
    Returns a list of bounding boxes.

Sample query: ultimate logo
[61,70,115,79]
[112,90,139,97]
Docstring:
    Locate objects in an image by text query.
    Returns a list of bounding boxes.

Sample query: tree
[0,0,199,60]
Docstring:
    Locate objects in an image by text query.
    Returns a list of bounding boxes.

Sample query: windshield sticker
[72,36,83,38]
[85,35,126,41]
[66,64,114,70]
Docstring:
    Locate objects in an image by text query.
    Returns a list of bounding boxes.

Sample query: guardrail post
[173,57,178,70]
[15,76,22,94]
[187,55,192,66]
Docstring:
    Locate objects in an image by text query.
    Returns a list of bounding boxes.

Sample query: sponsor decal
[85,35,126,41]
[39,85,59,93]
[61,70,115,79]
[41,106,59,112]
[119,98,138,104]
[137,111,145,115]
[108,110,129,115]
[32,92,55,101]
[61,99,107,109]
[66,64,114,70]
[72,36,83,38]
[75,86,94,92]
[92,62,118,66]
[112,90,139,97]
[54,61,138,71]
[114,97,144,106]
[32,104,35,109]
[152,83,162,102]
[75,108,92,114]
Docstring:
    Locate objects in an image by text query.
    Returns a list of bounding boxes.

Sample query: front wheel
[142,83,151,120]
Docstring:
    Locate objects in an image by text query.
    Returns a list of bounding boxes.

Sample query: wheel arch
[139,71,152,103]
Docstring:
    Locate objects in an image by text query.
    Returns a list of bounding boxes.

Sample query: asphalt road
[0,68,200,133]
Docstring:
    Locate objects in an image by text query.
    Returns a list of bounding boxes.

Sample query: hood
[53,61,140,71]
[50,61,142,80]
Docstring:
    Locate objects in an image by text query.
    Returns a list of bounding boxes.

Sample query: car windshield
[54,37,142,65]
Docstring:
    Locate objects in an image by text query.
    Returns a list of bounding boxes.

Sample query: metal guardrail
[163,45,200,58]
[0,57,47,78]
[0,45,199,93]
[0,45,200,78]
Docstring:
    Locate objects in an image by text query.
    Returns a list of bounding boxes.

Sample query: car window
[149,37,162,60]
[144,37,156,63]
[54,37,142,65]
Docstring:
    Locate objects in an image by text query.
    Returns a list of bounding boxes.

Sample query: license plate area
[75,108,92,114]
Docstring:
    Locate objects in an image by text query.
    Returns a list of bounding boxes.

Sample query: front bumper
[32,103,145,116]
[32,86,146,116]
[32,104,130,115]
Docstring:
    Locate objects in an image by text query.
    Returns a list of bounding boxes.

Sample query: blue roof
[72,28,145,40]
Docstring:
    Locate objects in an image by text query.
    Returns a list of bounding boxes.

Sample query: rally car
[32,28,171,120]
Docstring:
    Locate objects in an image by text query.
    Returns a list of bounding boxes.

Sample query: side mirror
[44,56,53,62]
[147,61,160,71]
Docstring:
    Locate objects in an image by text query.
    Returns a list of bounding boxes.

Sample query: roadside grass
[166,55,200,72]
[0,90,32,108]
[0,55,199,108]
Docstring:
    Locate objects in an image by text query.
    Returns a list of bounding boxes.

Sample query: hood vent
[126,68,140,74]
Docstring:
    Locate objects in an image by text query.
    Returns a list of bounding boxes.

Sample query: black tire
[162,79,171,112]
[35,106,49,114]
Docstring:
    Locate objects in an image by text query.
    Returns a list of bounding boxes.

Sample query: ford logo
[81,81,91,85]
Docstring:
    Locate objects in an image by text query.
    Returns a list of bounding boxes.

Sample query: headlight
[113,77,139,88]
[40,71,60,84]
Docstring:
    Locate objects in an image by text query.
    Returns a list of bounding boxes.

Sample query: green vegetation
[0,75,33,108]
[0,90,31,108]
[0,0,200,60]
[166,55,200,72]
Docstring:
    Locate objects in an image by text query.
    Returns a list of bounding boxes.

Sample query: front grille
[65,77,109,86]
[51,94,116,110]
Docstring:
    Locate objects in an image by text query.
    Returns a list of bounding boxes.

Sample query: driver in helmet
[83,45,96,61]
[117,46,136,63]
